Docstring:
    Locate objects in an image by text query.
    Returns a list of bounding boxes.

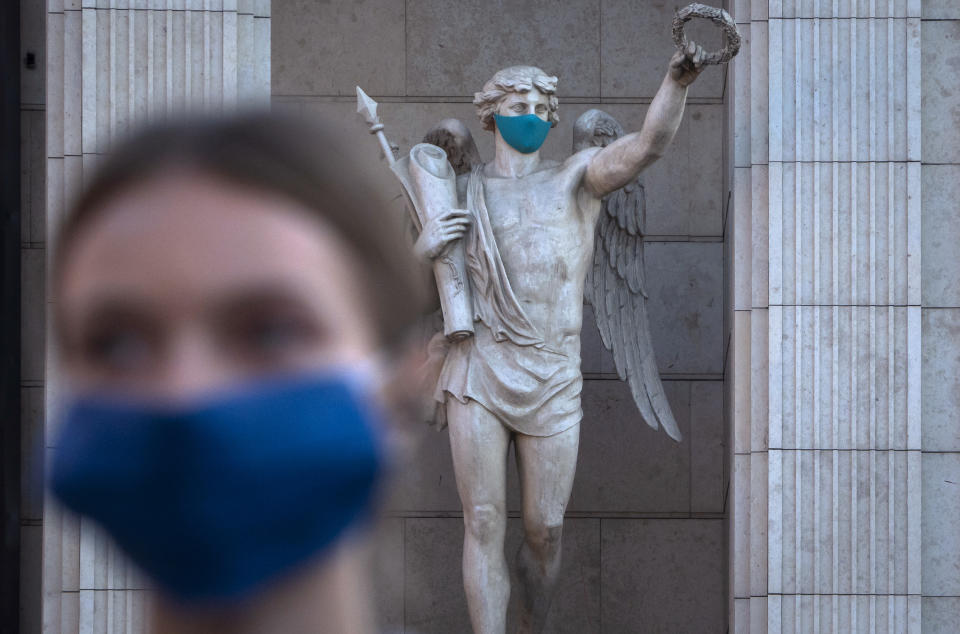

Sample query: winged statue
[414,109,681,442]
[357,29,725,625]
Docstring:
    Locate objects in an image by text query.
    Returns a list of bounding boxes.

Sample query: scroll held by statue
[392,143,474,341]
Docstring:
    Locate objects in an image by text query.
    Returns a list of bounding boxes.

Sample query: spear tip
[355,86,379,125]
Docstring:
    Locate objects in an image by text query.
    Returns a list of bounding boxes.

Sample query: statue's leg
[513,423,580,634]
[447,398,512,634]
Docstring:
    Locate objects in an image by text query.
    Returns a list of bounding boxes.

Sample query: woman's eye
[512,104,525,112]
[232,315,319,362]
[82,328,155,374]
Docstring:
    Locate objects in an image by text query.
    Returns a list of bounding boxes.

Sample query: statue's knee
[525,521,563,557]
[464,503,504,544]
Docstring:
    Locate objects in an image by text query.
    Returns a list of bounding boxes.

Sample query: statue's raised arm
[583,41,706,198]
[583,3,741,198]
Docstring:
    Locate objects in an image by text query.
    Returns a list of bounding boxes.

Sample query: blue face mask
[50,371,386,604]
[494,113,551,154]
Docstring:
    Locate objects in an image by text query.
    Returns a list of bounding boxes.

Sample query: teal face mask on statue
[493,113,551,154]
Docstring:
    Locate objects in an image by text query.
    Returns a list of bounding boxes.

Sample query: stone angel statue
[358,25,722,627]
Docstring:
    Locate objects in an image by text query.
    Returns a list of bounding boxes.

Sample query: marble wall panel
[369,517,404,632]
[922,596,960,632]
[921,452,960,595]
[921,20,960,164]
[922,309,960,451]
[922,165,960,308]
[569,380,691,513]
[20,386,44,522]
[601,518,726,633]
[600,0,726,100]
[691,380,726,512]
[20,524,42,634]
[404,0,600,98]
[271,0,405,97]
[20,247,45,384]
[923,1,960,19]
[645,241,724,375]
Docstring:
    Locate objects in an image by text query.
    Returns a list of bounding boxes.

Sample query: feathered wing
[578,110,683,442]
[422,118,481,175]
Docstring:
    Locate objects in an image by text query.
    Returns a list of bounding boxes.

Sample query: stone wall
[271,1,730,631]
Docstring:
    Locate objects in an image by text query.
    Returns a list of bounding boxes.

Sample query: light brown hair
[53,112,427,349]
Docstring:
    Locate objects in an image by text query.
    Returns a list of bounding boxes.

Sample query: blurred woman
[49,113,427,634]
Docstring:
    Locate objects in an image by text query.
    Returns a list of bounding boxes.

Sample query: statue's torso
[469,157,601,347]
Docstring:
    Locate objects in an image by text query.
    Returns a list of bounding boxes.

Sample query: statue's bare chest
[481,169,581,238]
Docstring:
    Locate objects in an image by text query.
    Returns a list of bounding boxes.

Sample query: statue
[357,6,739,632]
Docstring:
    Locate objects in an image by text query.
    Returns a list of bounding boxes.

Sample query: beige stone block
[61,504,81,591]
[405,0,599,98]
[732,453,750,598]
[922,166,960,308]
[922,597,960,633]
[403,517,599,633]
[60,590,78,634]
[645,241,724,375]
[750,308,768,452]
[20,247,45,384]
[922,309,960,451]
[21,387,44,522]
[20,524,42,634]
[922,452,960,595]
[923,1,960,18]
[385,421,461,513]
[601,0,725,100]
[922,20,960,164]
[20,0,45,105]
[48,13,65,160]
[24,111,46,246]
[580,302,617,375]
[369,517,403,632]
[691,380,725,512]
[568,380,690,513]
[601,518,725,633]
[271,0,404,97]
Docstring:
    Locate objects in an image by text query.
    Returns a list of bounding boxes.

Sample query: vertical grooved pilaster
[43,2,271,631]
[730,0,922,630]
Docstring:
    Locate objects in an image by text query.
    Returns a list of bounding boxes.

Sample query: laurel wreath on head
[672,3,742,65]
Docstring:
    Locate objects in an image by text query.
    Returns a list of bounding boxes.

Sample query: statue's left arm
[583,41,707,198]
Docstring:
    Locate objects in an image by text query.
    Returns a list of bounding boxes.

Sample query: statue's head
[473,66,560,132]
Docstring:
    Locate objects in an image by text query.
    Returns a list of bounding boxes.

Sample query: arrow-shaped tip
[356,86,379,124]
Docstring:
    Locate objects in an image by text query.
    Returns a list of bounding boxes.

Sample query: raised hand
[413,209,472,260]
[668,40,707,87]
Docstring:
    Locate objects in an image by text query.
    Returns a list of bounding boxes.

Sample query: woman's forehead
[59,172,359,308]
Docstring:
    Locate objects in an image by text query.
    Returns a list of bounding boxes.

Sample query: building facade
[10,0,959,632]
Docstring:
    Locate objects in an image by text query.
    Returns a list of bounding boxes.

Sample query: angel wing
[575,109,683,442]
[422,118,482,176]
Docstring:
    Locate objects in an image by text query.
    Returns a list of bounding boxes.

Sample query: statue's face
[496,88,551,122]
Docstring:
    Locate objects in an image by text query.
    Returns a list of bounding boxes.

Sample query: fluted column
[42,2,270,632]
[729,0,923,631]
